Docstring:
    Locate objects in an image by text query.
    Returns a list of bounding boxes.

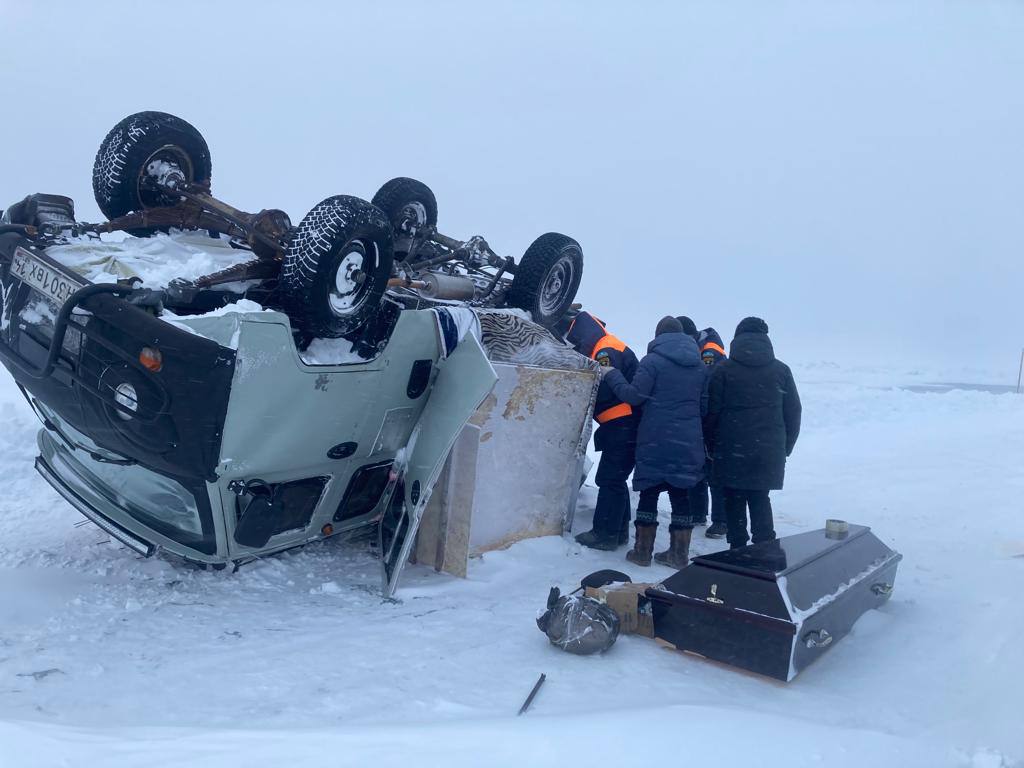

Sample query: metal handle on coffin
[871,582,893,596]
[803,629,833,649]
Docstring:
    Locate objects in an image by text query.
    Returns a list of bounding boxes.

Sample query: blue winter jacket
[603,332,708,491]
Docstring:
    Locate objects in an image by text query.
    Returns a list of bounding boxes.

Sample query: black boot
[575,528,620,551]
[705,522,728,539]
[618,514,630,546]
[654,526,691,569]
[626,523,657,567]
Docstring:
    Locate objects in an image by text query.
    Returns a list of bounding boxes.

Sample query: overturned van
[0,110,597,595]
[0,229,596,594]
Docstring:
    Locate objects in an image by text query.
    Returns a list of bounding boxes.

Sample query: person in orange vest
[566,311,640,550]
[697,326,727,367]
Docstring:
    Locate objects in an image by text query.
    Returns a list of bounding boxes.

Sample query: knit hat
[735,316,769,336]
[675,316,699,340]
[656,316,684,337]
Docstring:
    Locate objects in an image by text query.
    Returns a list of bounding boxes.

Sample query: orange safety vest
[590,332,634,424]
[702,341,726,356]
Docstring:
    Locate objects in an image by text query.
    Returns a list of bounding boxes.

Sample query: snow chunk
[299,337,366,366]
[19,299,57,325]
[160,300,270,349]
[311,581,342,595]
[186,299,266,319]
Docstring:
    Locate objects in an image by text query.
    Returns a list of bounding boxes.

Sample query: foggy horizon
[2,0,1021,378]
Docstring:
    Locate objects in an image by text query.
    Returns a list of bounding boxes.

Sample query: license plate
[11,246,84,306]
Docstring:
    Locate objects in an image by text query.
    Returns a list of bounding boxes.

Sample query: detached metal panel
[416,363,598,572]
[468,363,596,553]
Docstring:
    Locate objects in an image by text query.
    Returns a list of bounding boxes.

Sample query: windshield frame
[39,426,218,555]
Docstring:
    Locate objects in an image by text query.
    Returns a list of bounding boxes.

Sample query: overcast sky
[2,0,1022,377]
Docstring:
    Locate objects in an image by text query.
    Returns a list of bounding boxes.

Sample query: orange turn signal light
[139,347,163,372]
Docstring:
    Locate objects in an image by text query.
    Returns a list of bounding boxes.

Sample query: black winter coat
[604,332,707,491]
[704,331,801,491]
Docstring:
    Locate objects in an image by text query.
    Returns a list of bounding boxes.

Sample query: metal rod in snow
[1017,349,1024,394]
[517,673,546,716]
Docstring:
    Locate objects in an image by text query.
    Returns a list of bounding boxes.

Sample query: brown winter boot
[626,523,657,567]
[654,526,691,569]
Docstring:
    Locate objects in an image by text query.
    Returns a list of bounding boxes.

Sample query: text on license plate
[11,247,84,305]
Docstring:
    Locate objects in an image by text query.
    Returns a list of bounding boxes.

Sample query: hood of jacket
[729,331,776,367]
[647,332,701,367]
[698,327,724,350]
[566,311,607,357]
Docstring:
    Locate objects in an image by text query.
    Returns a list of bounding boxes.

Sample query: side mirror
[234,489,277,549]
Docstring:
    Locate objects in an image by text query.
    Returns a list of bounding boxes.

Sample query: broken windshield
[39,426,216,555]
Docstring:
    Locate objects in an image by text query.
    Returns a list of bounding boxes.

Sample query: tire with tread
[507,233,584,329]
[279,196,394,338]
[92,111,211,222]
[371,177,438,233]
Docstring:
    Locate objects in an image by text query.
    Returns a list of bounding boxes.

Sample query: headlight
[113,382,139,420]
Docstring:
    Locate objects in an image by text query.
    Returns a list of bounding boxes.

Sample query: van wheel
[279,196,394,338]
[371,178,438,235]
[507,233,583,329]
[92,111,212,225]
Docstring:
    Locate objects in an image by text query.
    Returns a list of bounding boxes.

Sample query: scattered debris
[517,673,546,716]
[16,668,64,681]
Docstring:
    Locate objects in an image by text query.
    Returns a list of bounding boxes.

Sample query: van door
[380,333,497,596]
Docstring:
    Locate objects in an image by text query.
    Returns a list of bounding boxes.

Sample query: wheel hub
[398,202,428,234]
[539,255,575,316]
[137,144,194,208]
[328,246,370,315]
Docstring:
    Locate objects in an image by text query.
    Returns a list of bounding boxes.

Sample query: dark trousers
[592,438,636,536]
[636,482,694,528]
[723,488,775,548]
[689,477,726,526]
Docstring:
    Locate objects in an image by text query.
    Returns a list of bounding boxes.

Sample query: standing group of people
[567,311,802,569]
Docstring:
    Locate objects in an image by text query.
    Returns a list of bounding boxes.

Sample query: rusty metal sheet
[469,363,596,553]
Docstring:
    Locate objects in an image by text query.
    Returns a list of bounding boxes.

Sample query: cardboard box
[585,582,656,637]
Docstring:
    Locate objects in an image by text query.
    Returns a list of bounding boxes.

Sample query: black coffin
[646,525,901,681]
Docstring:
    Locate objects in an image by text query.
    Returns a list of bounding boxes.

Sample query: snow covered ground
[0,363,1020,767]
[1,0,1020,763]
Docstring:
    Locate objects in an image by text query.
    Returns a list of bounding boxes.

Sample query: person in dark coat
[704,317,801,549]
[602,316,707,567]
[566,312,640,551]
[676,315,699,343]
[691,326,728,538]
